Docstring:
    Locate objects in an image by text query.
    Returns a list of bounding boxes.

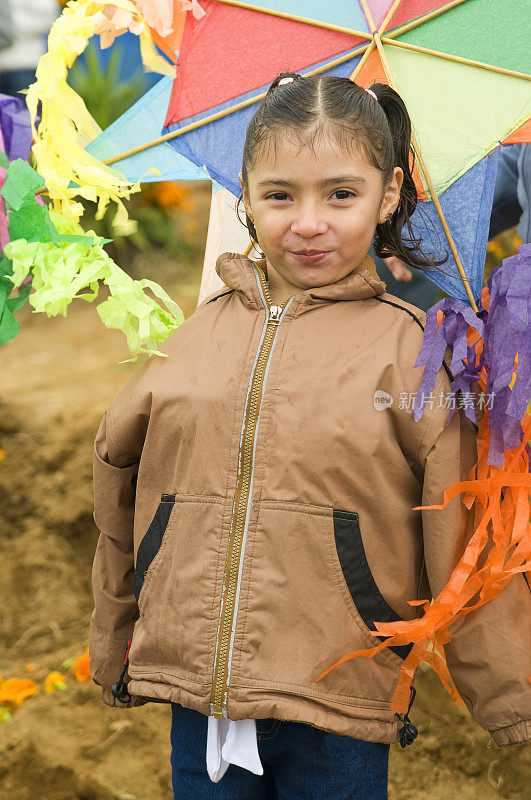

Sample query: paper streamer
[25,0,178,230]
[4,208,185,361]
[482,244,531,466]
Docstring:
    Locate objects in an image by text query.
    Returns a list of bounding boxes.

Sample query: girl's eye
[331,189,356,201]
[267,192,290,201]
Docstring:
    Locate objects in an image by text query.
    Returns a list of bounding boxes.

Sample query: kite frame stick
[213,0,372,39]
[381,37,531,81]
[349,0,403,81]
[349,37,375,81]
[358,0,479,310]
[384,0,469,36]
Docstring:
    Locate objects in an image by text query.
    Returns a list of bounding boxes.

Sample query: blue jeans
[170,702,389,799]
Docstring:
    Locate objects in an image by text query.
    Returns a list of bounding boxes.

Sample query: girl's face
[240,130,403,295]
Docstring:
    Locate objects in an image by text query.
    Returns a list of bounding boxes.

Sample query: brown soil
[0,244,529,799]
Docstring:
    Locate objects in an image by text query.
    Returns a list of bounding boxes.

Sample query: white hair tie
[365,88,378,102]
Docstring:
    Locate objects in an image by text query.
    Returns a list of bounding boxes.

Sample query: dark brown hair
[237,71,448,271]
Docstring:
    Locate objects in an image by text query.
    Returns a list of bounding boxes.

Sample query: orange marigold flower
[180,199,196,214]
[72,647,91,682]
[44,671,67,694]
[141,182,195,211]
[26,663,35,672]
[486,240,505,259]
[0,678,38,711]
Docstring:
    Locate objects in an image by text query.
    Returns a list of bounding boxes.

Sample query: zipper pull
[268,305,283,324]
[399,685,418,748]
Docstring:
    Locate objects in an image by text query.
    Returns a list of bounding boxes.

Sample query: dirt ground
[0,243,529,799]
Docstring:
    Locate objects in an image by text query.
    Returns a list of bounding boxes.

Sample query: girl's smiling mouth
[291,250,330,264]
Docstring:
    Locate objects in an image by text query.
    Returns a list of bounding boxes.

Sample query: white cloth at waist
[206,714,263,783]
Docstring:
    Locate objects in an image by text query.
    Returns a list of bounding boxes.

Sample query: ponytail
[370,83,448,270]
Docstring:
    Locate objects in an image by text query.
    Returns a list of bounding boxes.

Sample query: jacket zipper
[209,262,294,719]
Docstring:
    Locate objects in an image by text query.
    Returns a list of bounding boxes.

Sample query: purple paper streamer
[481,242,531,467]
[413,298,484,425]
[0,127,7,253]
[0,93,33,163]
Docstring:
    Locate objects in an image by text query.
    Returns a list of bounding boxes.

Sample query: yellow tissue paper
[26,0,175,230]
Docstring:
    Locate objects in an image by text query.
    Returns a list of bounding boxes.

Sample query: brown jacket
[89,251,530,747]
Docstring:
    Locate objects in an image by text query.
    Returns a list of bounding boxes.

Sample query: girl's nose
[290,209,328,238]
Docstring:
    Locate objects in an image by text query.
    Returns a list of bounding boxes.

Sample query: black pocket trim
[333,508,413,661]
[133,494,176,603]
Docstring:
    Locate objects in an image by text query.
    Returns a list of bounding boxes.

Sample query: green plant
[67,41,147,130]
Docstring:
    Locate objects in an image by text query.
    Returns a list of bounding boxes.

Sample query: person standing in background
[0,0,14,52]
[370,243,440,312]
[488,143,530,245]
[0,0,59,97]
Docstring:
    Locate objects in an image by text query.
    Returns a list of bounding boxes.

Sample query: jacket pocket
[331,508,413,661]
[134,493,176,612]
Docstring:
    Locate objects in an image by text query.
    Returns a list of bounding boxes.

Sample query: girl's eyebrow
[257,175,367,189]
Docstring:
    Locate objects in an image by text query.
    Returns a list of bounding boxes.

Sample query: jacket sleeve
[418,366,531,747]
[88,361,152,708]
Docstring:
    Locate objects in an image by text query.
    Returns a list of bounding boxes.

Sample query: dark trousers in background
[369,244,441,313]
[0,70,37,97]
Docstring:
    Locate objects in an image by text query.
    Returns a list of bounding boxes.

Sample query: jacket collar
[215,252,386,312]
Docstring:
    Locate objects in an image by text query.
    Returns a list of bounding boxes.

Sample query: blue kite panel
[409,147,500,304]
[86,75,209,184]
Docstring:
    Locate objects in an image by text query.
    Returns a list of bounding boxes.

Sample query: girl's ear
[379,167,403,224]
[238,171,244,190]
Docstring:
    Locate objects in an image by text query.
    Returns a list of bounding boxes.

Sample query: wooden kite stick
[385,0,470,37]
[213,0,371,39]
[378,0,406,35]
[350,0,403,81]
[349,40,375,81]
[380,37,531,82]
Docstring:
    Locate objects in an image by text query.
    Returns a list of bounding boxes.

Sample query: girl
[89,73,530,799]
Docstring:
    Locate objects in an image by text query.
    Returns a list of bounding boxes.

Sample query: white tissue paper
[206,715,264,783]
